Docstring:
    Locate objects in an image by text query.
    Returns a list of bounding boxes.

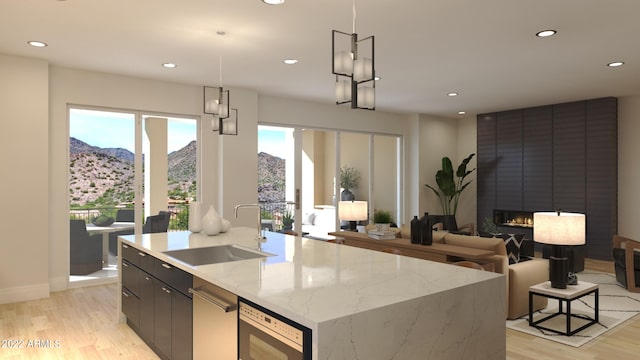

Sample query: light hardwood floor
[1,258,638,359]
[0,283,158,359]
[506,258,640,360]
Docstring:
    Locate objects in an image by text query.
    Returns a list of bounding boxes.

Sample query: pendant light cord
[352,0,356,34]
[219,55,223,88]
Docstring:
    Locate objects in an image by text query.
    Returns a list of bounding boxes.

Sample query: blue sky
[71,109,289,157]
[69,108,196,153]
[258,126,288,159]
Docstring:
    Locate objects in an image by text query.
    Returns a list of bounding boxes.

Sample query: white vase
[188,201,202,233]
[202,205,221,236]
[220,218,231,233]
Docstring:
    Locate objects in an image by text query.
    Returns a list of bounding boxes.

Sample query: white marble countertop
[119,227,503,330]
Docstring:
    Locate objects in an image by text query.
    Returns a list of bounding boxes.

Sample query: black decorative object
[420,212,432,245]
[410,216,421,244]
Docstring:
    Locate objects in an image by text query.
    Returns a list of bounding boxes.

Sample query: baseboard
[49,276,69,292]
[67,276,117,289]
[0,283,50,305]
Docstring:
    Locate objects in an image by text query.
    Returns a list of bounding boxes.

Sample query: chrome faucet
[234,204,266,241]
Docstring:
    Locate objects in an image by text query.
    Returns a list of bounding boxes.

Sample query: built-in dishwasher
[238,298,312,360]
[190,277,238,360]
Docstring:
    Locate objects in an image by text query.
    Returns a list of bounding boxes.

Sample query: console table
[327,231,495,264]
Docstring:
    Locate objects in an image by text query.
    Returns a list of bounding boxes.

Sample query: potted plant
[373,209,393,231]
[425,154,476,229]
[479,217,500,237]
[282,210,294,231]
[339,166,360,201]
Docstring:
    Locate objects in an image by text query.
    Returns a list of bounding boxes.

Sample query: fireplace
[492,209,535,258]
[493,209,534,229]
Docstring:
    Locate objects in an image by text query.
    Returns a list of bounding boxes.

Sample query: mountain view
[258,152,285,203]
[69,137,196,207]
[69,138,285,209]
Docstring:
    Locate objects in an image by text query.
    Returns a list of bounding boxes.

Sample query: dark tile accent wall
[523,106,553,211]
[477,97,617,260]
[585,97,618,259]
[496,110,523,211]
[477,114,497,228]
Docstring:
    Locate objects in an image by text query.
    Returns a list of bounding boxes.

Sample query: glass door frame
[259,123,403,236]
[67,104,200,283]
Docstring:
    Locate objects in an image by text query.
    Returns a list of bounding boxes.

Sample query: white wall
[418,114,459,218]
[618,95,640,240]
[0,54,50,303]
[456,117,478,229]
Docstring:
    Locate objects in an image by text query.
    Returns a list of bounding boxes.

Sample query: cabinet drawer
[121,242,139,266]
[121,286,140,330]
[137,250,155,274]
[121,260,140,295]
[154,259,193,297]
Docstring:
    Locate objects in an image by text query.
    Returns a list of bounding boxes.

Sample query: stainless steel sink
[163,244,272,266]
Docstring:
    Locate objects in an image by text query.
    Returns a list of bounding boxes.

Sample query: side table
[528,281,599,336]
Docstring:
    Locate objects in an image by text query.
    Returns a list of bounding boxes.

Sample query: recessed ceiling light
[28,41,47,48]
[447,92,458,97]
[283,59,298,65]
[607,61,624,67]
[374,76,381,81]
[458,111,466,115]
[536,30,557,38]
[262,0,285,4]
[162,63,177,68]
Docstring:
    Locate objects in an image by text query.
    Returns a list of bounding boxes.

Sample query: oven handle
[189,287,236,313]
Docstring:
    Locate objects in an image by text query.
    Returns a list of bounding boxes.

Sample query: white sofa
[301,205,336,239]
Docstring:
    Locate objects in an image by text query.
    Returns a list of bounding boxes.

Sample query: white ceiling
[2,0,639,118]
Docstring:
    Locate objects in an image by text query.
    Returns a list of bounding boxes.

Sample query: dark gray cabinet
[153,275,193,360]
[139,270,155,344]
[477,97,617,260]
[120,242,193,360]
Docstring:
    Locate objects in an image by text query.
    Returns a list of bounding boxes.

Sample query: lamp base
[549,245,569,289]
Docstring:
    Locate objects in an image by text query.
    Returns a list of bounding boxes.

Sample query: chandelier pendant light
[203,56,237,135]
[332,0,375,110]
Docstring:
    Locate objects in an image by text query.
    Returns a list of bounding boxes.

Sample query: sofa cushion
[444,233,507,256]
[502,233,525,264]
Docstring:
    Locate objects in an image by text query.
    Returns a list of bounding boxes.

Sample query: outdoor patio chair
[70,219,103,275]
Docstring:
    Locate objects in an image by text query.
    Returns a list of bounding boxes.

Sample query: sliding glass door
[69,107,196,283]
[258,125,401,238]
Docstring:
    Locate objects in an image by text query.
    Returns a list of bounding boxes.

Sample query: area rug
[506,271,640,347]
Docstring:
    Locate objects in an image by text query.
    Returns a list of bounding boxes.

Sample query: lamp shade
[357,86,375,109]
[338,201,368,221]
[335,79,352,102]
[533,212,585,245]
[333,51,353,75]
[353,57,373,82]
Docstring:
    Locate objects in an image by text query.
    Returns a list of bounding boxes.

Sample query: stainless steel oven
[238,298,311,360]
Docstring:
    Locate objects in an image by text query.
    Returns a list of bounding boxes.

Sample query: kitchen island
[119,228,505,359]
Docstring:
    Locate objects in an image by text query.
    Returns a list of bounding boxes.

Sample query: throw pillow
[302,212,316,225]
[502,233,525,265]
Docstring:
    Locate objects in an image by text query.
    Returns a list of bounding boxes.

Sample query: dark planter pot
[442,215,458,231]
[341,189,355,201]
